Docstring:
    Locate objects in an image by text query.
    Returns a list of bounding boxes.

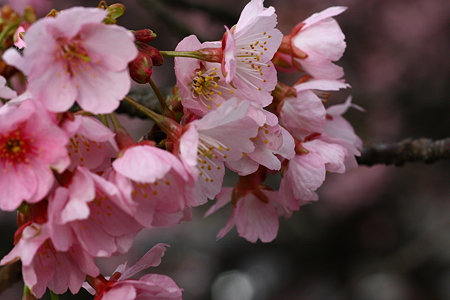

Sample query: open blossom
[279,78,349,140]
[325,96,364,150]
[278,7,347,79]
[175,98,259,205]
[1,222,100,298]
[61,115,119,172]
[221,0,282,106]
[111,144,194,228]
[0,99,69,211]
[3,7,138,114]
[205,168,291,243]
[175,35,238,116]
[279,134,349,209]
[84,244,182,300]
[48,166,142,257]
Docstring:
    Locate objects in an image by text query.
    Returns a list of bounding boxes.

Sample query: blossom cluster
[0,1,362,299]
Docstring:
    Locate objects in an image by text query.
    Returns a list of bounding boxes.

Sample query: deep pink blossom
[3,7,138,113]
[1,222,100,298]
[48,166,142,257]
[111,144,194,228]
[84,244,182,300]
[0,99,69,211]
[61,115,118,172]
[221,0,282,106]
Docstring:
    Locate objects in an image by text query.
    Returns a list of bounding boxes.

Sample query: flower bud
[104,3,125,24]
[139,43,164,66]
[128,42,164,84]
[133,29,157,43]
[128,50,153,84]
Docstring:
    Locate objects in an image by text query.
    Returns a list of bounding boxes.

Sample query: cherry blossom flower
[205,169,290,243]
[0,99,69,211]
[47,166,142,257]
[111,144,194,228]
[279,134,349,209]
[1,222,100,298]
[84,244,182,300]
[3,7,138,114]
[61,115,119,172]
[175,35,238,116]
[279,7,347,80]
[279,78,349,140]
[325,96,364,150]
[175,98,259,205]
[220,0,282,106]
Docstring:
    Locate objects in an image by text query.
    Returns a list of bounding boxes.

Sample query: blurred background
[1,0,450,299]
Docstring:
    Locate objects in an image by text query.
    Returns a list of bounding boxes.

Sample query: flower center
[191,67,234,110]
[197,134,230,182]
[0,128,32,167]
[56,36,91,77]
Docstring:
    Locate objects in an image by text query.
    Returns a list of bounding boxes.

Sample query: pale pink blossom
[279,79,349,140]
[325,96,364,150]
[206,171,290,243]
[61,115,118,172]
[176,98,259,205]
[279,135,349,209]
[226,120,295,176]
[284,7,347,80]
[175,35,237,116]
[3,7,138,114]
[221,0,282,106]
[84,244,182,300]
[111,144,194,228]
[1,222,100,298]
[48,166,142,257]
[0,99,69,211]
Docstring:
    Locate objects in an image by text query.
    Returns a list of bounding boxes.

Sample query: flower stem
[100,114,109,127]
[123,96,181,140]
[22,285,36,300]
[148,78,176,121]
[49,290,59,300]
[159,50,205,59]
[160,48,222,63]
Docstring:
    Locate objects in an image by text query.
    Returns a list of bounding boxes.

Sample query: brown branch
[357,137,450,166]
[0,260,22,295]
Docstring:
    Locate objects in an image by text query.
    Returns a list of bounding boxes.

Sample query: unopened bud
[128,51,153,84]
[133,29,157,43]
[136,42,164,66]
[104,3,125,24]
[128,42,164,84]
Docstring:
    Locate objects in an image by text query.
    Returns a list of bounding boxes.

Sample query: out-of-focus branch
[0,261,21,295]
[357,138,450,166]
[139,0,202,40]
